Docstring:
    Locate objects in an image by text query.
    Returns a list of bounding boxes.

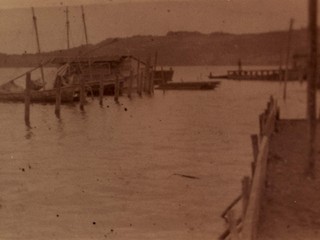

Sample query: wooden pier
[226,69,303,81]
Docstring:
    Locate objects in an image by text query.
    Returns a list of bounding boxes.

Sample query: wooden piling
[79,76,86,110]
[227,210,239,240]
[25,72,31,125]
[251,134,259,175]
[114,73,120,102]
[306,0,318,178]
[161,66,165,93]
[99,77,103,106]
[145,57,151,94]
[128,69,133,98]
[242,176,251,218]
[151,52,158,94]
[137,60,142,96]
[55,76,62,117]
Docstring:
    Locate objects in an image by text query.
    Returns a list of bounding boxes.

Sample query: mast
[66,6,70,49]
[31,7,45,86]
[81,5,89,45]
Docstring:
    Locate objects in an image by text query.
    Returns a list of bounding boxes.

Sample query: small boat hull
[156,81,220,90]
[0,87,76,103]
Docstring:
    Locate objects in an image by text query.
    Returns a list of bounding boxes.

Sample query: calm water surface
[0,66,317,239]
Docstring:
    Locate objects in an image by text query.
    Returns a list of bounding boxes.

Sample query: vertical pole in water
[151,51,158,95]
[128,69,133,99]
[114,73,119,103]
[31,7,45,88]
[80,76,86,111]
[137,59,142,96]
[306,0,318,178]
[55,76,62,118]
[145,56,151,94]
[161,66,165,93]
[25,72,31,125]
[283,18,294,100]
[99,74,104,106]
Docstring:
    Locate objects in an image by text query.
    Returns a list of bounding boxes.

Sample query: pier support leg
[25,72,31,125]
[114,73,120,103]
[99,77,104,106]
[55,76,61,118]
[128,70,133,99]
[79,76,86,111]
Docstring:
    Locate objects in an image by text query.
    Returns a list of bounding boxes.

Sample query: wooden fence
[219,96,279,240]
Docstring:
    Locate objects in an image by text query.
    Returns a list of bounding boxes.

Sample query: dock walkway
[257,120,320,240]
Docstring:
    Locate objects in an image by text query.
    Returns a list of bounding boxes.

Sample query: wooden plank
[55,76,61,118]
[79,76,86,110]
[25,72,31,125]
[306,0,318,178]
[241,137,269,240]
[114,73,120,103]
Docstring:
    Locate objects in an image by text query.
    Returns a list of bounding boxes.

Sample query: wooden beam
[306,0,318,178]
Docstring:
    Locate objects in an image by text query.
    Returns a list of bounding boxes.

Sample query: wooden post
[259,113,265,138]
[251,134,259,175]
[137,60,142,96]
[99,75,103,106]
[88,59,94,100]
[139,70,144,95]
[151,51,158,95]
[145,57,151,94]
[306,0,318,178]
[55,76,62,118]
[161,66,165,93]
[242,176,251,218]
[114,73,119,103]
[227,210,239,240]
[25,72,31,125]
[283,18,294,100]
[79,76,85,110]
[128,69,133,98]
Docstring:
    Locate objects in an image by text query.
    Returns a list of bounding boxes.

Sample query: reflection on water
[0,66,318,240]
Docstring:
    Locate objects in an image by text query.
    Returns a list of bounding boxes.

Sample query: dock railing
[219,96,279,240]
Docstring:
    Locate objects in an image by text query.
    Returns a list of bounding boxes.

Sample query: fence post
[137,60,142,96]
[79,75,86,110]
[114,73,119,103]
[227,210,239,240]
[99,75,104,106]
[242,176,251,219]
[25,72,31,125]
[55,76,61,118]
[128,69,133,98]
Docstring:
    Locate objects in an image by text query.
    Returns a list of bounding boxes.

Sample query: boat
[0,86,76,103]
[156,81,220,90]
[208,72,228,79]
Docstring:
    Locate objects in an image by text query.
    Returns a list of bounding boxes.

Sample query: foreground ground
[258,120,320,240]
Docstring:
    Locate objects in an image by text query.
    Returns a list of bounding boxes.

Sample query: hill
[0,29,313,67]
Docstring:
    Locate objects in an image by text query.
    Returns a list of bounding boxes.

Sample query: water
[0,66,318,240]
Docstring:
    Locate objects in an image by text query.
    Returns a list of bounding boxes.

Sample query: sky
[0,0,313,54]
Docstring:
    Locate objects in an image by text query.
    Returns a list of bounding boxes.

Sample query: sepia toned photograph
[0,0,319,239]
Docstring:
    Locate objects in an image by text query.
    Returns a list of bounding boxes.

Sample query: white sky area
[0,0,313,54]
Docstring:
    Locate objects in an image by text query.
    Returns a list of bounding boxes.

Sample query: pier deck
[257,120,320,240]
